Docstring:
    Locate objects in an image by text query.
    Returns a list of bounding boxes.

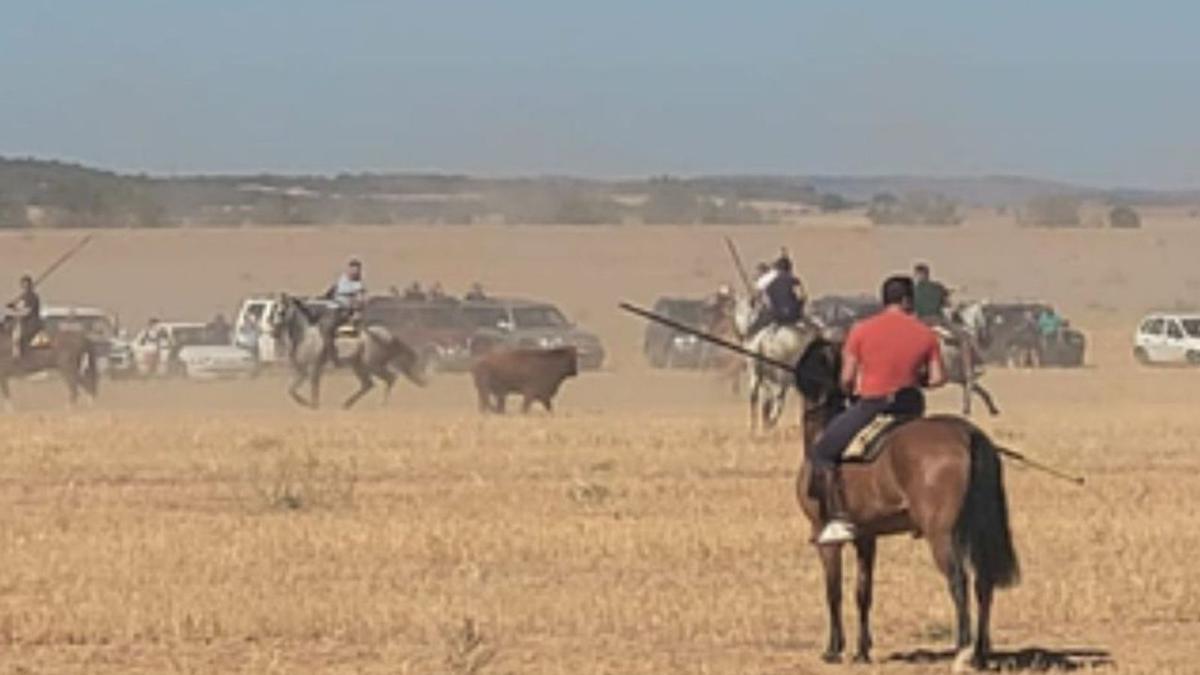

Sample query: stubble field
[0,219,1197,673]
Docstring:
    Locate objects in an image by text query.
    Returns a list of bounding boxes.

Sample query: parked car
[976,302,1086,368]
[808,295,882,342]
[1134,313,1200,366]
[642,297,724,369]
[41,306,135,378]
[460,297,605,370]
[133,321,256,378]
[363,296,474,372]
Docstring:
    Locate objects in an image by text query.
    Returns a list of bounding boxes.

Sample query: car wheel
[1134,347,1151,365]
[1187,351,1200,366]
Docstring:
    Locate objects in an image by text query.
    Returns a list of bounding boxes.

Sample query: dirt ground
[0,221,1197,673]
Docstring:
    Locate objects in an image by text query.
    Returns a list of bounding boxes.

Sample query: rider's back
[846,309,939,399]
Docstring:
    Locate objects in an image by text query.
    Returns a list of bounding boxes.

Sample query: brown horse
[792,339,1019,669]
[0,324,99,409]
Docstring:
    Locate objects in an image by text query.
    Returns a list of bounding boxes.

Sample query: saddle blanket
[841,415,915,463]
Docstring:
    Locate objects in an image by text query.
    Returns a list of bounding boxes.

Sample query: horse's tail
[80,339,100,397]
[954,429,1020,589]
[380,333,426,387]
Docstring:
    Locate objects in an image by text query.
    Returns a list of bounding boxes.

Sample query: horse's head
[732,295,760,339]
[269,294,309,340]
[793,337,845,412]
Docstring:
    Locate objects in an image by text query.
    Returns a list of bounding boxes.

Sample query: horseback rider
[746,254,807,338]
[5,275,43,361]
[913,262,950,324]
[809,275,947,545]
[321,257,367,366]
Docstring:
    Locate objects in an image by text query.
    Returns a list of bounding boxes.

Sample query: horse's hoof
[821,652,842,664]
[951,647,975,673]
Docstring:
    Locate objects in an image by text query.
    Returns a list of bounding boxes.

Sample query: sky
[2,2,1199,188]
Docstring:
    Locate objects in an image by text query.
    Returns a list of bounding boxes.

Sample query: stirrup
[817,519,857,545]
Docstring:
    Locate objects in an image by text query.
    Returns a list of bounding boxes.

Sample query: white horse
[942,300,1000,416]
[734,297,816,432]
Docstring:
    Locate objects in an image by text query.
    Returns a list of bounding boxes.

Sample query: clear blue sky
[3,2,1198,188]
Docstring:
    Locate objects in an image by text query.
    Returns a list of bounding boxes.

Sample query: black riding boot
[816,465,856,544]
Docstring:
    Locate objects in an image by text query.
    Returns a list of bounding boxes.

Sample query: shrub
[1109,205,1141,229]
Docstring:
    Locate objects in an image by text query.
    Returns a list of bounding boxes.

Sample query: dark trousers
[810,388,925,468]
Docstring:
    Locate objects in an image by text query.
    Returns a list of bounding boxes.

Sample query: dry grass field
[0,220,1198,673]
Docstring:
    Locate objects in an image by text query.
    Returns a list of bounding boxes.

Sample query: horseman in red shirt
[811,275,948,544]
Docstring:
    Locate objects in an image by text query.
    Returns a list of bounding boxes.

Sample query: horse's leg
[288,368,310,408]
[929,531,972,654]
[818,543,846,662]
[378,368,397,405]
[972,575,994,668]
[748,368,760,433]
[0,377,12,413]
[521,394,533,414]
[960,345,974,416]
[852,537,877,663]
[495,394,507,414]
[61,364,80,408]
[973,383,1000,416]
[342,362,374,410]
[771,381,787,428]
[309,368,322,410]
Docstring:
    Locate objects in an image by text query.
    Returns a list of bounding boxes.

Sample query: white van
[1133,313,1200,365]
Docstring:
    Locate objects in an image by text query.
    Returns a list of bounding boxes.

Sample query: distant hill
[1,156,1197,229]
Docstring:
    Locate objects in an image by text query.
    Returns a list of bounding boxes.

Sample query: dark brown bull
[472,346,577,414]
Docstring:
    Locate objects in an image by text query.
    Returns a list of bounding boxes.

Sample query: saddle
[335,324,360,338]
[840,415,918,463]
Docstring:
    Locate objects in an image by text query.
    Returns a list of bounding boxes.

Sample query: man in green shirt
[913,263,949,323]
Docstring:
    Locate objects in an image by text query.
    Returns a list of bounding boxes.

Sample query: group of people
[4,254,954,547]
[396,280,490,303]
[697,254,962,546]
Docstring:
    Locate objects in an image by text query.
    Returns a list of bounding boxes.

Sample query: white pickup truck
[132,321,256,379]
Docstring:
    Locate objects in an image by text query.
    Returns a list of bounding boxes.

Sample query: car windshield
[659,301,703,325]
[46,314,114,338]
[513,306,569,329]
[1182,319,1200,338]
[462,306,509,329]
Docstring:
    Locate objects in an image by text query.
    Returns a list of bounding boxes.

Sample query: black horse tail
[954,430,1020,588]
[394,336,427,387]
[80,340,100,397]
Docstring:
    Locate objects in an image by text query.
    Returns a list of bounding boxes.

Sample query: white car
[133,322,256,379]
[1133,313,1200,366]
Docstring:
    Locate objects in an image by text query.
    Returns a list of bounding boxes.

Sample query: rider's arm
[924,343,948,389]
[839,351,859,395]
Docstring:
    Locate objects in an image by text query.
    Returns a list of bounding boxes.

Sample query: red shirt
[844,307,941,398]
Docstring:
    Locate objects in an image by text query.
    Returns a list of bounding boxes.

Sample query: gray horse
[271,295,425,409]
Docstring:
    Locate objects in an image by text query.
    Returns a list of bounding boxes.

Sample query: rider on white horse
[745,255,808,341]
